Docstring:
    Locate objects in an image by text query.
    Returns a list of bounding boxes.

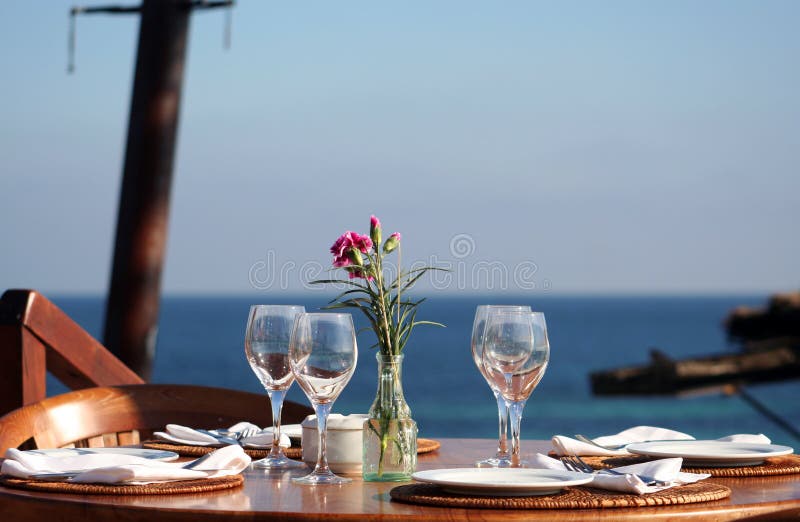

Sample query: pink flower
[330,231,373,267]
[370,215,381,230]
[348,268,375,281]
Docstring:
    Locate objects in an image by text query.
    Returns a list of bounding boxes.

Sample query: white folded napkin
[551,425,771,456]
[154,421,291,449]
[1,445,251,485]
[531,453,710,495]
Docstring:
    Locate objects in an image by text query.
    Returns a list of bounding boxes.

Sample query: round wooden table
[1,439,799,521]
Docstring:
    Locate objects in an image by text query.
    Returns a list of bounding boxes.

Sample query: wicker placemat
[417,438,441,454]
[0,474,243,496]
[390,481,730,509]
[142,440,303,460]
[577,454,800,477]
[144,439,439,458]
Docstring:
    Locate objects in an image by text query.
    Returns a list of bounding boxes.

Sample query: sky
[1,0,798,296]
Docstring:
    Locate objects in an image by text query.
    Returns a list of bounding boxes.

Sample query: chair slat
[0,385,313,452]
[102,432,119,447]
[87,435,105,448]
[118,430,139,446]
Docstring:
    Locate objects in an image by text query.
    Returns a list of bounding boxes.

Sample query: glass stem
[494,392,509,457]
[507,399,526,467]
[267,389,286,457]
[313,402,332,474]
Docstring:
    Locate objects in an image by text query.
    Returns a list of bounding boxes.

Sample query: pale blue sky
[1,1,798,295]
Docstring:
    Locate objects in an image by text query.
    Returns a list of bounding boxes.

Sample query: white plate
[24,448,179,461]
[626,441,793,467]
[412,468,593,496]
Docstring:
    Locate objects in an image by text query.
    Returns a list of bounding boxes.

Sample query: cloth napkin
[154,421,291,448]
[531,453,710,495]
[1,445,251,485]
[551,425,772,456]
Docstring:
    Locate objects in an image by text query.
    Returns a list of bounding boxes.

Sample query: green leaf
[411,321,446,328]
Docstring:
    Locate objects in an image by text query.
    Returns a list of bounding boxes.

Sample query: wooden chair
[0,384,312,453]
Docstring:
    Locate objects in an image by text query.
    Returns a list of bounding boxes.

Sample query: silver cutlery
[182,451,219,470]
[237,427,261,440]
[215,427,261,441]
[560,455,670,486]
[574,434,684,451]
[196,429,240,445]
[574,434,632,451]
[30,471,83,480]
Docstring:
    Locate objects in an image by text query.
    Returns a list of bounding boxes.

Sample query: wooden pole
[103,0,191,380]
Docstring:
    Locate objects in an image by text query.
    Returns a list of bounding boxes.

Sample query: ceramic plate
[411,468,593,496]
[626,441,793,467]
[24,448,179,461]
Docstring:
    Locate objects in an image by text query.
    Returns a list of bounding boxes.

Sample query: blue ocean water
[52,295,799,446]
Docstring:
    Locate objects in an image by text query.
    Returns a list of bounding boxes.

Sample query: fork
[574,434,631,451]
[183,451,219,470]
[235,427,261,441]
[560,455,669,486]
[574,434,683,451]
[197,429,240,445]
[216,427,261,442]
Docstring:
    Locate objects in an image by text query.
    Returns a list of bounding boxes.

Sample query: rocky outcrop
[726,291,800,341]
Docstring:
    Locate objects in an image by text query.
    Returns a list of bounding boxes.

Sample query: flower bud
[383,232,401,254]
[348,246,364,266]
[370,215,382,247]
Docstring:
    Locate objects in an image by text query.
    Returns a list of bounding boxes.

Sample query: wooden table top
[1,438,799,521]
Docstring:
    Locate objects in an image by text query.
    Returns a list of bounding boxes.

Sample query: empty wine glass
[245,304,307,469]
[471,305,531,468]
[289,313,358,485]
[482,311,549,467]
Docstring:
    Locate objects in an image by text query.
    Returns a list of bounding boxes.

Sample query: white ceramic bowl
[301,414,368,474]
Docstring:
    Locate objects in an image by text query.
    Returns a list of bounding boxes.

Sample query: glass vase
[362,353,417,481]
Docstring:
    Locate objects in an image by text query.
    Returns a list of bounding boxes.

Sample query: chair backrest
[0,384,312,453]
[0,289,144,415]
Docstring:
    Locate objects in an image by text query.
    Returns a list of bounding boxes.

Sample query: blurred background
[1,1,798,442]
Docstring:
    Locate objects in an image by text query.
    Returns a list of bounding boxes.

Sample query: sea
[51,295,800,446]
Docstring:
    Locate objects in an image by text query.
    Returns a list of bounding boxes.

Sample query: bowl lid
[301,413,369,430]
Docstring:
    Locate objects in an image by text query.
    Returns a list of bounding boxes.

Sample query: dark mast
[71,1,233,379]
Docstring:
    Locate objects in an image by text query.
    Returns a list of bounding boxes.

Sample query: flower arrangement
[317,215,443,356]
[313,215,444,480]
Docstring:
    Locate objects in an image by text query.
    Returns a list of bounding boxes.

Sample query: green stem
[368,250,392,354]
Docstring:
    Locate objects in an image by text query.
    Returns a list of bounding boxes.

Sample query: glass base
[475,457,530,468]
[252,454,306,470]
[362,471,412,482]
[475,456,513,468]
[292,469,351,485]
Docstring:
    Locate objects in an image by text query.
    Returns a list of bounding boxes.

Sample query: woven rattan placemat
[390,481,731,509]
[145,439,440,458]
[578,454,800,477]
[417,438,441,454]
[142,441,303,460]
[0,474,243,496]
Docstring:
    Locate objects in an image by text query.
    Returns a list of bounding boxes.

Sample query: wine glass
[482,311,549,467]
[245,304,307,469]
[289,313,358,485]
[471,305,531,468]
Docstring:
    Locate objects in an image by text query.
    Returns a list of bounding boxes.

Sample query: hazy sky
[1,1,798,295]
